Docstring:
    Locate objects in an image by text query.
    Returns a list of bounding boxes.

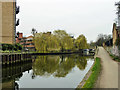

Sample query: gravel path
[95,47,118,88]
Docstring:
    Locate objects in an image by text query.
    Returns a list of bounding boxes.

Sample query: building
[16,32,35,51]
[0,0,20,44]
[112,23,120,46]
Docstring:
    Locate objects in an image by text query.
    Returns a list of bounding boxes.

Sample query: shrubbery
[0,43,22,51]
[115,38,120,46]
[115,38,120,57]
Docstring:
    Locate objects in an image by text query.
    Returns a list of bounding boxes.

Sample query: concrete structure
[112,23,120,46]
[0,0,19,44]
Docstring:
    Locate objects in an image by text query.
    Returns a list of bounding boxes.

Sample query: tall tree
[53,30,74,52]
[96,34,112,46]
[75,34,88,50]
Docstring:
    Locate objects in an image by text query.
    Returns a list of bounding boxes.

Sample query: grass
[110,54,120,62]
[82,57,101,88]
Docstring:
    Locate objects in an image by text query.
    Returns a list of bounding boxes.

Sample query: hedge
[0,43,22,51]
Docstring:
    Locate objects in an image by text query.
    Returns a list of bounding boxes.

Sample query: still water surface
[2,54,94,88]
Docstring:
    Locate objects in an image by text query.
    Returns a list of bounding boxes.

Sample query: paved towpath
[95,47,118,88]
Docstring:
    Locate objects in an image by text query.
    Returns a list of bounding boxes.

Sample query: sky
[16,0,119,42]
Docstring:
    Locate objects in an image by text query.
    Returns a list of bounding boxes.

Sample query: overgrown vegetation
[82,57,101,88]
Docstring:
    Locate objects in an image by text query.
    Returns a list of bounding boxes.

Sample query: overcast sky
[16,0,119,42]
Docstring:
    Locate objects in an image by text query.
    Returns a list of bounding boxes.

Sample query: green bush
[115,38,120,46]
[1,43,23,51]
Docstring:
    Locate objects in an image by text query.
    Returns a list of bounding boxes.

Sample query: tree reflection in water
[32,55,92,78]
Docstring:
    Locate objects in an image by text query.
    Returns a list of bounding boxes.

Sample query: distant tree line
[90,34,112,47]
[32,29,89,52]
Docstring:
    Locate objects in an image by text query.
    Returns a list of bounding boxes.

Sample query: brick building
[16,32,35,51]
[0,0,19,44]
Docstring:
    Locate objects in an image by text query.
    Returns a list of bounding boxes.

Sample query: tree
[34,32,59,52]
[96,34,112,46]
[75,34,88,50]
[53,30,74,52]
[89,41,96,48]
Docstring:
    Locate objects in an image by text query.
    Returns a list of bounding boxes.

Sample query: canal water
[2,54,94,89]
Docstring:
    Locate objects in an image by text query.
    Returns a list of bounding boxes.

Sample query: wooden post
[5,55,8,66]
[12,55,14,64]
[2,55,4,65]
[9,55,11,65]
[20,54,21,62]
[18,54,19,60]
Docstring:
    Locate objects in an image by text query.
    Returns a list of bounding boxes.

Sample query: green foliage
[34,32,59,52]
[14,43,23,51]
[115,38,120,57]
[2,44,8,51]
[89,41,96,48]
[53,30,74,51]
[75,34,89,50]
[115,38,120,46]
[1,43,22,51]
[110,54,120,62]
[34,30,74,52]
[82,57,101,88]
[96,34,112,46]
[34,30,89,52]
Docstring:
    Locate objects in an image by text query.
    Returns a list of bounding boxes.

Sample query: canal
[2,54,94,89]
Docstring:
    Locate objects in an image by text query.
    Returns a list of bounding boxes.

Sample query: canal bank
[76,47,100,88]
[76,57,101,88]
[1,50,95,66]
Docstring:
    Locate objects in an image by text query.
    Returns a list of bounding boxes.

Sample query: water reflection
[2,62,32,89]
[32,55,91,78]
[2,54,94,89]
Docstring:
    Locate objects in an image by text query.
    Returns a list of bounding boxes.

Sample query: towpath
[95,47,118,88]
